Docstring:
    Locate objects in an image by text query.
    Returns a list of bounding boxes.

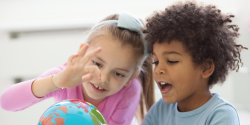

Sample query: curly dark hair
[143,1,248,87]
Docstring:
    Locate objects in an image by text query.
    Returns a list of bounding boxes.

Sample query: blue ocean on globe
[38,99,107,125]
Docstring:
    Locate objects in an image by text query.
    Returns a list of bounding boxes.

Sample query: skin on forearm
[31,73,62,98]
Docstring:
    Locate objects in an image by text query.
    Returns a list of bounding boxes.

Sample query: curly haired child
[141,1,248,125]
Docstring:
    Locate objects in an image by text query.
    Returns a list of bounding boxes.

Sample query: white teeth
[160,82,166,85]
[93,83,104,90]
[98,87,104,90]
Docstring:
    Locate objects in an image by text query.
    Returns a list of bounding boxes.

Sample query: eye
[152,61,159,65]
[114,72,125,77]
[92,60,102,67]
[167,60,179,64]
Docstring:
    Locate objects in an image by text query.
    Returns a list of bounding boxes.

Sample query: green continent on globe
[90,105,107,125]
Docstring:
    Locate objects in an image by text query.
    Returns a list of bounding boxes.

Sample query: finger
[82,73,93,81]
[67,54,79,65]
[78,43,89,57]
[85,65,101,79]
[80,47,102,63]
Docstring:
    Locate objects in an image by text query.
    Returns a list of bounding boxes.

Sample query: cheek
[182,66,200,80]
[169,67,189,89]
[109,79,126,93]
[110,76,130,87]
[168,66,182,79]
[173,68,199,89]
[153,72,157,80]
[153,66,159,77]
[173,64,192,77]
[110,76,125,86]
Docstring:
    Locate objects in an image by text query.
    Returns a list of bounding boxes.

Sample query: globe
[38,99,107,125]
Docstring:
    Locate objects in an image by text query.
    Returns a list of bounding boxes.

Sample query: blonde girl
[0,12,155,125]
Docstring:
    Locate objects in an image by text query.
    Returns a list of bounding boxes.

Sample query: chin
[92,91,110,100]
[162,96,176,104]
[89,93,106,100]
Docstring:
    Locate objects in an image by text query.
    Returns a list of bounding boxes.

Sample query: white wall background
[0,0,250,125]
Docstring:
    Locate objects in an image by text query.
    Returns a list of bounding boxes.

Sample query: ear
[201,59,215,79]
[125,70,140,86]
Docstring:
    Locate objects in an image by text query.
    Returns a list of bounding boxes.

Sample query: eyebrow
[96,56,106,64]
[163,51,182,56]
[115,68,129,72]
[96,56,129,72]
[153,51,182,56]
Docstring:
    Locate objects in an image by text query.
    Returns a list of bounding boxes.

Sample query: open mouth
[90,82,107,93]
[157,82,172,94]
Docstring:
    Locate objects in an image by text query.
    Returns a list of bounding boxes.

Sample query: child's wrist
[51,74,63,89]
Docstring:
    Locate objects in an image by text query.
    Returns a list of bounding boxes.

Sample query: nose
[154,63,166,76]
[100,72,109,84]
[155,70,165,75]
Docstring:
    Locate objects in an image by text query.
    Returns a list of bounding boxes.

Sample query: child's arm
[0,44,102,111]
[0,66,64,111]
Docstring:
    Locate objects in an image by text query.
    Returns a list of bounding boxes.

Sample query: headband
[89,12,148,56]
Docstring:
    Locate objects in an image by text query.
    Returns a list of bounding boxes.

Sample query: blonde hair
[86,14,155,121]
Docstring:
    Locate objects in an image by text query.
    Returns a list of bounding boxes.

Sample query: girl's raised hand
[55,43,102,88]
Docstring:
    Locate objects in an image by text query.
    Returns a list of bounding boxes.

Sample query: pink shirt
[0,63,141,125]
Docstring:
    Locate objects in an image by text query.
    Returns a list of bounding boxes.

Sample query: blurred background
[0,0,249,124]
